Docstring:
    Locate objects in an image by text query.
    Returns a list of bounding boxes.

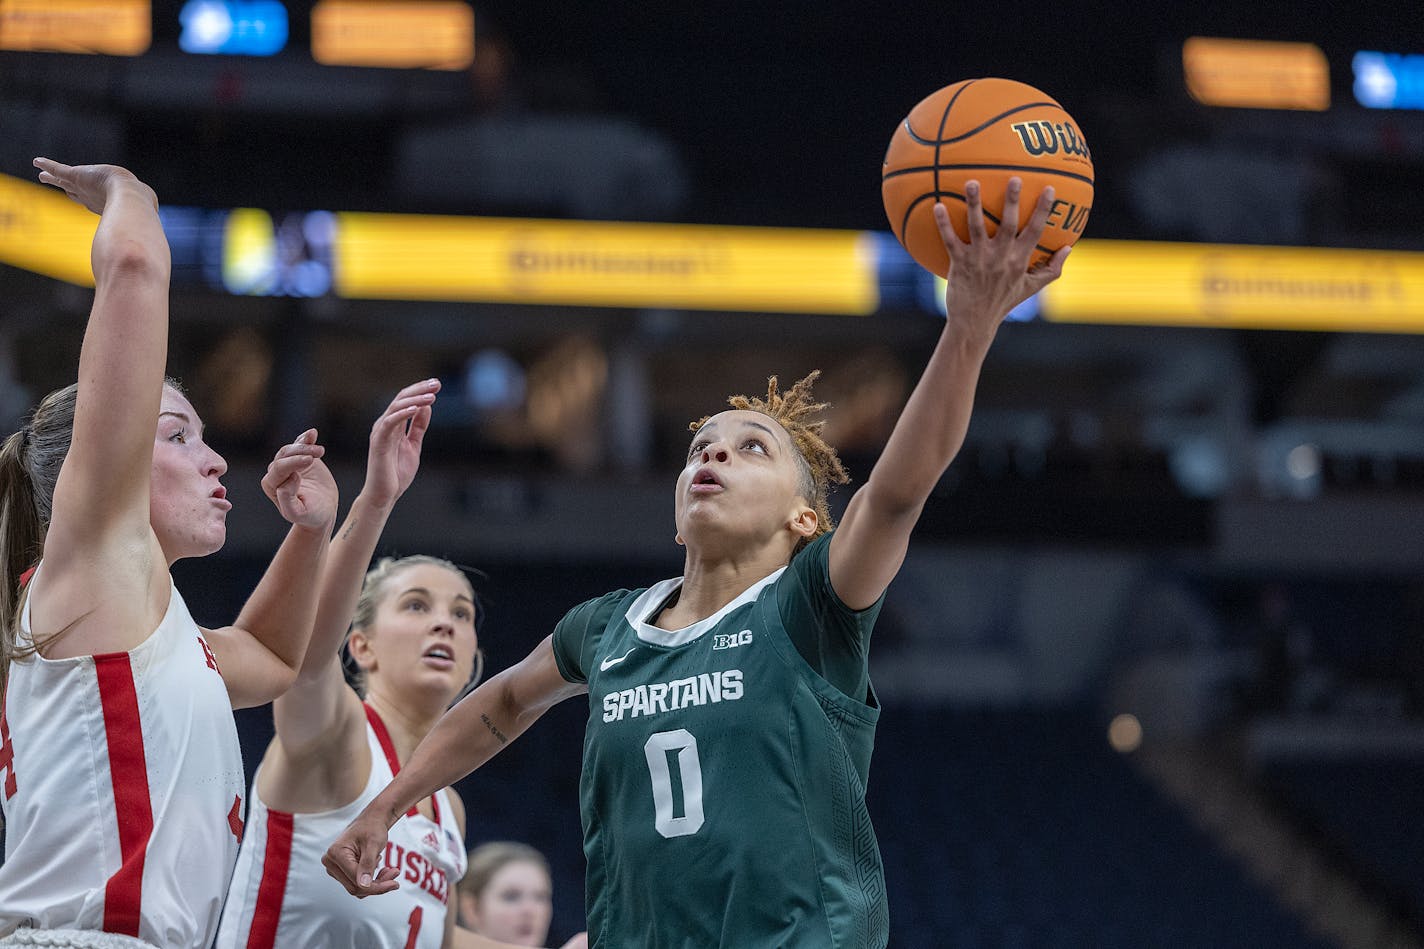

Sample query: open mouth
[422,644,455,668]
[210,486,232,510]
[690,467,723,492]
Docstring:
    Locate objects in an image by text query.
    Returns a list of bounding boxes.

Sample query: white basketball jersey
[216,705,466,949]
[0,569,246,948]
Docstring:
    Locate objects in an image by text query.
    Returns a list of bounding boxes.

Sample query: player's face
[674,410,810,552]
[468,861,553,946]
[365,564,478,706]
[149,387,229,564]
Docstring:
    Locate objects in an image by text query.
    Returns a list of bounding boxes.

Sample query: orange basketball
[882,78,1094,276]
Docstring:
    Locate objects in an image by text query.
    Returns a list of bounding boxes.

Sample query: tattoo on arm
[480,713,509,745]
[340,518,358,541]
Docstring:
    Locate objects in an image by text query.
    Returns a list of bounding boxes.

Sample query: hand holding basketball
[933,177,1069,343]
[882,78,1093,276]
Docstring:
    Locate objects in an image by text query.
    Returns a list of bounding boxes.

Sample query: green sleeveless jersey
[552,532,888,948]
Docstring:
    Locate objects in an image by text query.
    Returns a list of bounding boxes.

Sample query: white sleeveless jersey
[0,569,246,948]
[216,705,466,949]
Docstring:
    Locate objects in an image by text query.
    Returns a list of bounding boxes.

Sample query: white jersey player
[219,383,540,949]
[0,159,338,947]
[218,705,465,949]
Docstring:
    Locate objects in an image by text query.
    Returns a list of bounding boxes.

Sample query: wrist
[353,488,397,517]
[291,515,335,538]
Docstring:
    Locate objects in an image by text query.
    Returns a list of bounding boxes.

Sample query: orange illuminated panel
[312,0,473,70]
[0,0,149,55]
[1183,37,1330,111]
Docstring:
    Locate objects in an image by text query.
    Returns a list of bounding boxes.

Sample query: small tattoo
[480,713,508,744]
[340,519,358,540]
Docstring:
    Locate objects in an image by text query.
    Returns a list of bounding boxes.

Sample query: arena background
[3,1,1424,946]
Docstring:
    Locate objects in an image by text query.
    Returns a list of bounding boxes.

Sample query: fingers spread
[932,202,964,254]
[1019,185,1056,246]
[998,177,1022,242]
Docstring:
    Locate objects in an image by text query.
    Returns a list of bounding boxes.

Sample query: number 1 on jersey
[643,729,704,838]
[403,906,422,949]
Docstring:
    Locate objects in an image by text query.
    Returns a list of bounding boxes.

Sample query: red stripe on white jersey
[93,652,154,938]
[246,809,294,949]
[363,705,439,822]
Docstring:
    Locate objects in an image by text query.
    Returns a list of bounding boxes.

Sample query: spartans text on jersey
[602,670,744,723]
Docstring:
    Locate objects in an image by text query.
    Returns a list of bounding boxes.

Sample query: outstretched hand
[262,429,338,532]
[33,157,156,215]
[361,379,440,511]
[934,177,1070,346]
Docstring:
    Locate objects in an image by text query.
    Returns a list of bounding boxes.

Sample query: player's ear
[347,629,377,671]
[788,504,817,541]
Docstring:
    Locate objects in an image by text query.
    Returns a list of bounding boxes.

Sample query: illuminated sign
[1039,240,1424,333]
[1182,37,1330,111]
[311,0,473,70]
[179,0,287,56]
[333,214,879,314]
[1353,52,1424,110]
[0,173,98,285]
[0,0,150,55]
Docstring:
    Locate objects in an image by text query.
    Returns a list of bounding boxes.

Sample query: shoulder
[552,589,642,684]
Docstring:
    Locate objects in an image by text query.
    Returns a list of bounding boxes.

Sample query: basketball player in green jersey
[325,179,1070,947]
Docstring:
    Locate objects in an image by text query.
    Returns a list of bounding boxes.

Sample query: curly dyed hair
[691,371,849,552]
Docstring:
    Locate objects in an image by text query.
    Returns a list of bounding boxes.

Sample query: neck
[657,543,789,630]
[363,688,445,764]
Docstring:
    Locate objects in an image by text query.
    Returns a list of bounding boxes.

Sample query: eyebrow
[692,420,781,444]
[398,586,475,605]
[159,411,203,436]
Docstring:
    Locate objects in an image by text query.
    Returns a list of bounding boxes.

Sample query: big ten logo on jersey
[712,629,753,650]
[382,841,450,904]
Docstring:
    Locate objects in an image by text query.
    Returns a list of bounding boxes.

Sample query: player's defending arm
[204,429,338,708]
[268,381,440,760]
[34,160,171,651]
[828,178,1070,609]
[324,635,586,897]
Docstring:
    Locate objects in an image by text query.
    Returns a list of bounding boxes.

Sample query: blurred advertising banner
[333,213,880,314]
[0,0,150,55]
[1039,240,1424,333]
[0,172,98,284]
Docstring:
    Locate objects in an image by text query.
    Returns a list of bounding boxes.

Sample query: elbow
[95,240,170,286]
[268,660,301,699]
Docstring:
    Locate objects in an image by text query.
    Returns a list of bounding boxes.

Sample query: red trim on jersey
[246,809,294,949]
[363,704,440,822]
[17,565,35,589]
[94,652,154,938]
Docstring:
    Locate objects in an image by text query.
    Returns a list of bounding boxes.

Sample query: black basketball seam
[899,191,1057,262]
[927,163,1095,186]
[902,101,1061,146]
[929,80,975,219]
[882,163,1095,188]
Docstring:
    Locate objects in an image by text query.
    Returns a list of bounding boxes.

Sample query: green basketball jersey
[552,532,888,949]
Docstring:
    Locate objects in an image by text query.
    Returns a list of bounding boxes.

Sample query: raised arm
[204,429,338,708]
[39,160,168,557]
[829,179,1070,609]
[324,635,586,896]
[268,381,440,761]
[33,161,171,635]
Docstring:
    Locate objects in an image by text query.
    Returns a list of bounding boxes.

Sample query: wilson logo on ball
[1009,121,1092,161]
